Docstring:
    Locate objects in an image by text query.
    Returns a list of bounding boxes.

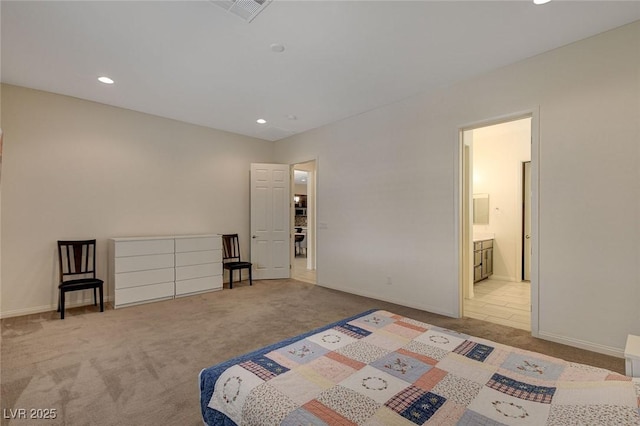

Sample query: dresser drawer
[115,253,174,273]
[115,239,174,257]
[175,236,221,253]
[175,275,222,296]
[175,263,222,281]
[115,282,174,307]
[175,249,221,267]
[115,267,175,289]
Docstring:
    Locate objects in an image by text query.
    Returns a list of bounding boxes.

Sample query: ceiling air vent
[210,0,272,23]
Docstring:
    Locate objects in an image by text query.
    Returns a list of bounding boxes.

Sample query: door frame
[522,161,532,281]
[457,109,540,336]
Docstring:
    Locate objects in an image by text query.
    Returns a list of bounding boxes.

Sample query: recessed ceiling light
[270,43,285,53]
[98,76,114,84]
[256,118,267,124]
[533,0,551,4]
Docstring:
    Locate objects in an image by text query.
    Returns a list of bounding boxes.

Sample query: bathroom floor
[464,279,531,331]
[292,256,316,284]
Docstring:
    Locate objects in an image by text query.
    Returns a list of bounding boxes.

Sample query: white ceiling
[2,1,639,141]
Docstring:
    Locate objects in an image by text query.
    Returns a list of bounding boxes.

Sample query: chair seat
[224,261,252,270]
[59,278,103,290]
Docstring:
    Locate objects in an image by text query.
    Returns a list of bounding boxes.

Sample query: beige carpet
[1,279,624,425]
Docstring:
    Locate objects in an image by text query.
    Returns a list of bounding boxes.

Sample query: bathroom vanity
[473,237,494,283]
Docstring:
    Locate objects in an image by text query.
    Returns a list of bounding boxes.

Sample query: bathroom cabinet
[473,239,493,282]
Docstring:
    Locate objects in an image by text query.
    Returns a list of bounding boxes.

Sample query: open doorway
[291,160,316,284]
[461,116,534,331]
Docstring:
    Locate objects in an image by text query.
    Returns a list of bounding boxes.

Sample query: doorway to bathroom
[461,116,534,331]
[291,160,317,284]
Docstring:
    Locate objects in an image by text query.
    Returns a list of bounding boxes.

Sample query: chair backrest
[221,234,242,263]
[58,240,98,282]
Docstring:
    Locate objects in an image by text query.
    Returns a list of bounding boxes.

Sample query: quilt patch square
[242,383,298,425]
[558,362,610,382]
[414,329,465,351]
[436,353,497,385]
[396,391,447,425]
[456,409,505,426]
[396,348,438,366]
[362,330,408,352]
[304,355,357,384]
[552,381,638,406]
[385,322,426,339]
[486,373,556,404]
[315,385,380,424]
[274,339,328,365]
[397,317,430,330]
[335,340,390,364]
[303,399,357,426]
[499,352,565,381]
[547,404,640,425]
[340,365,411,404]
[306,329,358,351]
[281,408,328,426]
[467,387,551,425]
[208,364,266,425]
[268,369,325,405]
[371,352,432,382]
[352,312,397,331]
[429,325,470,340]
[324,351,367,370]
[413,367,448,391]
[385,385,426,413]
[431,373,482,406]
[239,356,289,380]
[402,340,449,362]
[363,406,416,426]
[453,340,494,363]
[334,323,372,339]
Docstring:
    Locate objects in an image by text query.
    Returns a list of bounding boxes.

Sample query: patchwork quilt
[200,310,640,425]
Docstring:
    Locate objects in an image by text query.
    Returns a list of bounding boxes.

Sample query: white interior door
[251,163,290,279]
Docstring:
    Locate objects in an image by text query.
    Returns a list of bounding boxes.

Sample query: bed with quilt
[199,309,640,425]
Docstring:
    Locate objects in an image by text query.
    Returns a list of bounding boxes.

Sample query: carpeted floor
[1,279,624,425]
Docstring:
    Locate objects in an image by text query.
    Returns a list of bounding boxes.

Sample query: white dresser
[109,234,222,309]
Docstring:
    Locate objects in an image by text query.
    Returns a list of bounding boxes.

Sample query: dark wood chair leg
[229,269,233,289]
[93,287,97,306]
[249,267,252,286]
[99,285,104,312]
[57,291,61,313]
[60,291,65,320]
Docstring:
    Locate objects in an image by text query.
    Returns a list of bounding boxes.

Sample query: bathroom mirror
[473,193,489,224]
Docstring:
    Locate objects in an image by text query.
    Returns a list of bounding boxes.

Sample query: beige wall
[0,85,273,317]
[275,22,640,355]
[473,118,531,282]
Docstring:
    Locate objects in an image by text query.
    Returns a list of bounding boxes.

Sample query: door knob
[525,235,531,239]
[252,235,257,239]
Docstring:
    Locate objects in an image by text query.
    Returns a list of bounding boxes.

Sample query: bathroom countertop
[473,233,495,242]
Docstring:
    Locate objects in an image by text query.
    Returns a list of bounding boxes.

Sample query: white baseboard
[488,275,517,282]
[537,330,624,358]
[315,282,457,319]
[0,296,111,319]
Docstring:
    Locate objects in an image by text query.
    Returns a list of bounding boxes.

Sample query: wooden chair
[57,240,104,319]
[221,234,252,289]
